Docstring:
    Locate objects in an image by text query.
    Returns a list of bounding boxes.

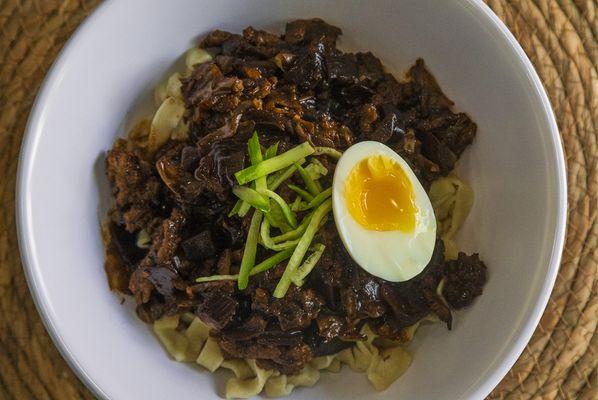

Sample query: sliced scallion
[196,274,238,283]
[295,162,321,196]
[291,243,326,286]
[196,247,294,283]
[262,189,297,228]
[235,142,314,185]
[287,184,314,202]
[260,218,300,251]
[228,200,242,217]
[237,201,252,217]
[251,247,294,274]
[264,142,279,159]
[304,159,328,180]
[273,198,332,298]
[266,159,305,190]
[248,132,267,192]
[233,132,267,217]
[271,212,313,243]
[298,187,333,211]
[232,186,270,212]
[264,200,291,232]
[237,210,263,289]
[314,146,342,159]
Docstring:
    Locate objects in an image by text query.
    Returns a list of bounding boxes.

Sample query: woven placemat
[0,0,595,399]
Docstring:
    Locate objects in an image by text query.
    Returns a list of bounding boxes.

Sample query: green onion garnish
[237,201,252,217]
[248,132,267,193]
[287,184,314,202]
[230,132,268,217]
[264,142,279,159]
[237,210,263,289]
[298,187,333,211]
[262,189,297,228]
[195,274,238,282]
[260,218,300,251]
[305,159,328,180]
[290,196,303,212]
[251,247,295,274]
[266,160,306,190]
[195,247,294,283]
[271,212,313,243]
[228,200,242,217]
[314,146,342,159]
[232,186,270,212]
[235,142,314,185]
[273,198,332,298]
[295,162,321,196]
[291,243,326,286]
[265,200,291,232]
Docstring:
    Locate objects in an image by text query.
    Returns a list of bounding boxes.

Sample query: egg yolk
[345,155,416,232]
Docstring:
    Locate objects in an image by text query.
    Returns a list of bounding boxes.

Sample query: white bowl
[16,0,566,399]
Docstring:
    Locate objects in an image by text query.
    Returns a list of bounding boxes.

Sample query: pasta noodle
[153,315,416,398]
[225,359,274,399]
[265,365,320,397]
[127,119,151,148]
[185,48,213,72]
[148,96,186,152]
[366,346,411,391]
[196,337,224,372]
[165,72,183,100]
[429,174,474,260]
[148,48,213,150]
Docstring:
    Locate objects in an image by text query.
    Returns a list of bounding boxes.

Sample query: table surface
[0,0,595,399]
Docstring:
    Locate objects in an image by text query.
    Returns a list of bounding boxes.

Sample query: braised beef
[213,214,246,249]
[104,19,486,375]
[442,253,487,309]
[197,290,238,330]
[108,222,147,267]
[268,286,324,331]
[181,230,217,262]
[106,141,163,232]
[284,18,342,45]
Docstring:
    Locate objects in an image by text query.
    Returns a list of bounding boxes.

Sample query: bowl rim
[15,0,567,399]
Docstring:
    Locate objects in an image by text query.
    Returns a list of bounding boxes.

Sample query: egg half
[332,141,436,282]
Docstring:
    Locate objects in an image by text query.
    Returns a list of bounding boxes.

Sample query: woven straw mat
[0,0,595,399]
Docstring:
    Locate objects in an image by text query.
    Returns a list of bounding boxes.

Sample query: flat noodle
[165,72,183,99]
[366,346,412,391]
[225,359,273,399]
[196,337,224,372]
[309,355,338,370]
[153,315,189,362]
[148,96,185,152]
[221,359,255,380]
[429,175,474,260]
[265,365,320,397]
[170,119,189,141]
[154,315,419,398]
[185,48,212,72]
[325,357,342,373]
[154,82,168,107]
[184,317,210,359]
[154,72,183,106]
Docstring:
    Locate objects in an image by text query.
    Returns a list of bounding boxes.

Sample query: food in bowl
[103,18,487,398]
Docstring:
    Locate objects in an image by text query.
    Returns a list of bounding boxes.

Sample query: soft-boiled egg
[332,141,436,282]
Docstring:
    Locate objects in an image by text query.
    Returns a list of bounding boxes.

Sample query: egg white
[332,141,437,282]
